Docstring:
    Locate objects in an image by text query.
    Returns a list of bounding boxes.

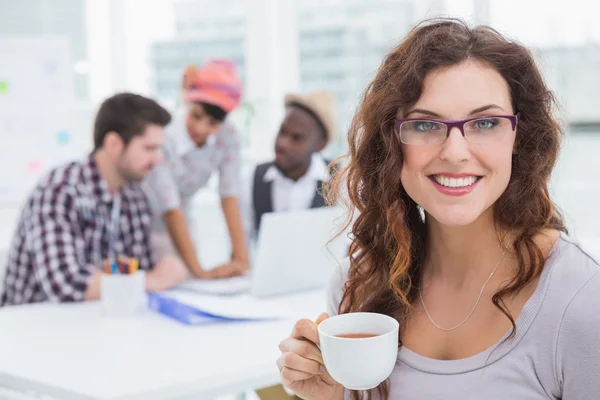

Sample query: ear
[315,136,328,153]
[104,131,125,154]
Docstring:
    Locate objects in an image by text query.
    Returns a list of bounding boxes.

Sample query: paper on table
[159,290,291,320]
[177,275,252,295]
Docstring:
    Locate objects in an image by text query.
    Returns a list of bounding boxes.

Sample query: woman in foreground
[277,19,600,399]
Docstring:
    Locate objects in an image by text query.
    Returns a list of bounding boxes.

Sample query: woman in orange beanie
[145,59,248,279]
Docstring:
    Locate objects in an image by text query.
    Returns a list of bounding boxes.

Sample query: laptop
[177,206,350,297]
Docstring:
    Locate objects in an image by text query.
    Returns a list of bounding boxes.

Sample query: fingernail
[320,365,327,373]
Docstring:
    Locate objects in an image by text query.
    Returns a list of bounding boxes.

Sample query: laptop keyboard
[176,275,252,295]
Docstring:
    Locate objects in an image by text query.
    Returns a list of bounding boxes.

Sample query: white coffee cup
[318,312,399,390]
[100,271,147,317]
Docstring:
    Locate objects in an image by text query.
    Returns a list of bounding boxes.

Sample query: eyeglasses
[395,114,520,145]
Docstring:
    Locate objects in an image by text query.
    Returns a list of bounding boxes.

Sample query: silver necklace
[419,252,506,332]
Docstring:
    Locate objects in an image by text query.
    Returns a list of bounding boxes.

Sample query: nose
[439,127,470,164]
[275,134,290,153]
[197,119,212,135]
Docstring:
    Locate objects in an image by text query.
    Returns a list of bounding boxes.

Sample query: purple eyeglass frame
[395,113,520,141]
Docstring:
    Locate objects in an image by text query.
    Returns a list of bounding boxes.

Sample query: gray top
[143,111,241,232]
[326,235,600,399]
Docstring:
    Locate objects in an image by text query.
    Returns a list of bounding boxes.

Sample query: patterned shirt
[143,112,241,232]
[1,155,155,306]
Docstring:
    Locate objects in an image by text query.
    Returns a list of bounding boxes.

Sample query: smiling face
[399,60,517,227]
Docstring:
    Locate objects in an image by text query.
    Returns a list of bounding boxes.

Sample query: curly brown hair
[327,18,566,399]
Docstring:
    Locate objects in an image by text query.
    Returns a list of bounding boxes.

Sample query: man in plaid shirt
[1,93,188,306]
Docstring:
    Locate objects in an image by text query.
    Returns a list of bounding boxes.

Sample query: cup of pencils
[100,257,146,317]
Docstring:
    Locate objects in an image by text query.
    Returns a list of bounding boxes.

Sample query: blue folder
[147,292,286,325]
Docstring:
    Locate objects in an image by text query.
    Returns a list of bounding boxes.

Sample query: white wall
[244,0,301,162]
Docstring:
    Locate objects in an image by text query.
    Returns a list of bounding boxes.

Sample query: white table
[0,289,326,400]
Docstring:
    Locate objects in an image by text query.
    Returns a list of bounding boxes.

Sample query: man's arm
[24,186,98,302]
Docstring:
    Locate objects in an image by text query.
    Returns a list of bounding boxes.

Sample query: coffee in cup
[335,333,379,339]
[318,312,399,390]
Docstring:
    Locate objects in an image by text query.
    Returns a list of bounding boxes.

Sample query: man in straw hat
[240,90,338,242]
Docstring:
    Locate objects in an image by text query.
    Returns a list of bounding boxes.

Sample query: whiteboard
[0,103,95,205]
[0,36,75,106]
[0,36,94,205]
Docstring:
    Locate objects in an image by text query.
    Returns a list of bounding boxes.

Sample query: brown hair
[93,92,172,150]
[327,18,566,399]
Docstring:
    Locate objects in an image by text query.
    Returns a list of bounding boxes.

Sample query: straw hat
[284,90,337,142]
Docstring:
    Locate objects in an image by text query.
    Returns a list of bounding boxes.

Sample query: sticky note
[0,81,8,94]
[56,131,71,145]
[26,160,43,172]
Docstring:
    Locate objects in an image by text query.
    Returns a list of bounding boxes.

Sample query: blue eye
[414,121,440,132]
[471,118,499,130]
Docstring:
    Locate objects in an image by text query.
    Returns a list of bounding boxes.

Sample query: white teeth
[434,175,478,188]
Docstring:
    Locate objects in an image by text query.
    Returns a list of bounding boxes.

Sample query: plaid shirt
[1,155,155,306]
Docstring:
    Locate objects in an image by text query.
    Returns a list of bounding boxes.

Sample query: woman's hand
[200,259,248,279]
[277,313,344,400]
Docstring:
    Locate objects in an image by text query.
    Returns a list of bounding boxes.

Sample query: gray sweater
[326,235,600,399]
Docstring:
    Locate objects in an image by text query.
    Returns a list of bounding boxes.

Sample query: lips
[190,132,203,142]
